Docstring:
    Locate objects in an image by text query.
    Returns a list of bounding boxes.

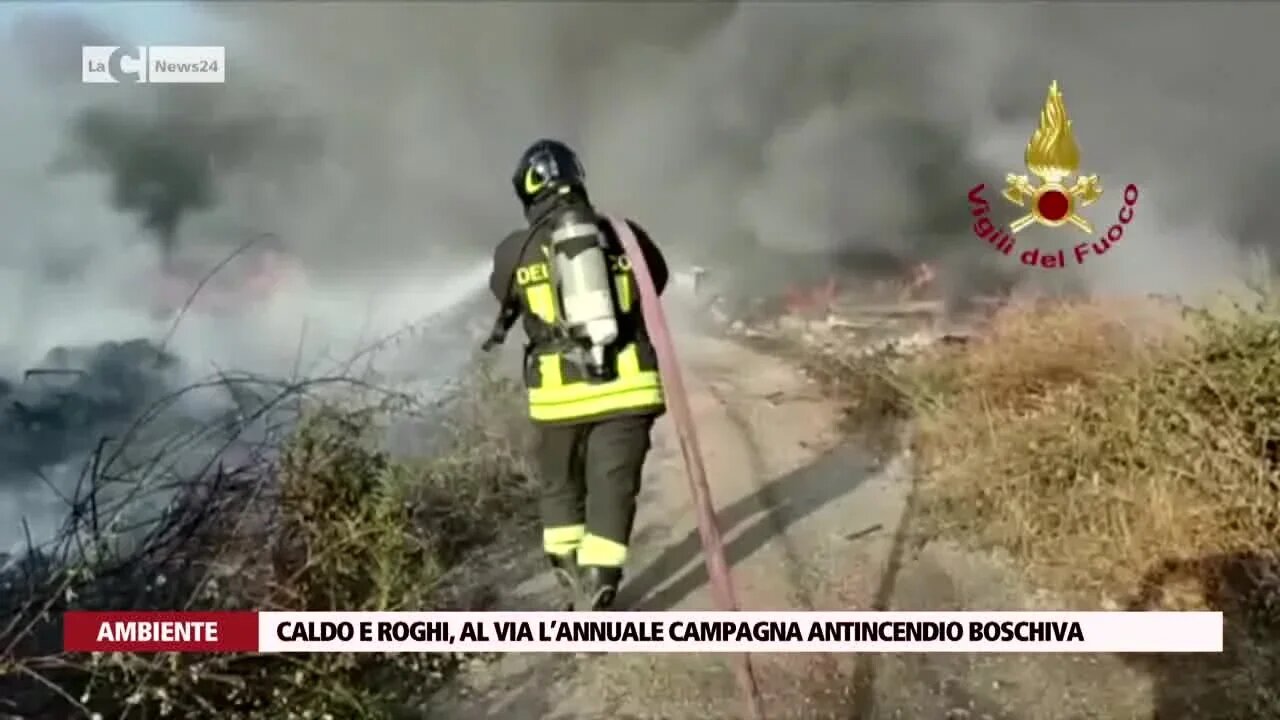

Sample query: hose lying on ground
[609,216,766,720]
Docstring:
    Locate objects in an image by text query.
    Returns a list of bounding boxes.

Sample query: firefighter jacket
[489,191,668,424]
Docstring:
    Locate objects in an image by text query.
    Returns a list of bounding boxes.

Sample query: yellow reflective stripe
[617,344,640,377]
[615,271,632,312]
[578,533,628,567]
[538,353,562,388]
[527,338,663,421]
[543,524,585,555]
[527,283,556,323]
[529,368,660,406]
[529,386,664,421]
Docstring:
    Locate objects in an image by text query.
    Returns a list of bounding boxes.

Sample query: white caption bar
[257,611,1223,654]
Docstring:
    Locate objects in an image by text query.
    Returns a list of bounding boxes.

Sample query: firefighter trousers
[537,412,658,570]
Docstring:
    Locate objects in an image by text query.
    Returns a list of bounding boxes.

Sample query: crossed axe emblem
[1002,174,1103,234]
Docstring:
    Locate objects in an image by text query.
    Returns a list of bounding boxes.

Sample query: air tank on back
[548,207,619,379]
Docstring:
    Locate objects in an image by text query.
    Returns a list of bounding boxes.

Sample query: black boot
[578,566,623,611]
[546,553,578,610]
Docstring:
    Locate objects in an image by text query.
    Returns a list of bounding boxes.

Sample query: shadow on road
[620,441,879,612]
[1125,551,1280,720]
[841,451,921,720]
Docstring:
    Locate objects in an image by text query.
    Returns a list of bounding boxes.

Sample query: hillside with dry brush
[805,294,1280,718]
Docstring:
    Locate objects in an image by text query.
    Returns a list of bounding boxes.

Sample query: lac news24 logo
[967,81,1140,270]
[82,46,226,84]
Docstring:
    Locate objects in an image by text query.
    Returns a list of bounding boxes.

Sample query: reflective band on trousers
[543,524,585,556]
[577,533,628,567]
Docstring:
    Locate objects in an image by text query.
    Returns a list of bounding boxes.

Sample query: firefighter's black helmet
[512,139,586,210]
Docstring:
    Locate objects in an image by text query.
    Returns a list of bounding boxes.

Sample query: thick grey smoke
[0,2,496,553]
[203,2,1280,298]
[4,2,1280,550]
[65,100,319,261]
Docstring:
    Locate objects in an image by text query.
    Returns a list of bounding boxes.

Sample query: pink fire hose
[609,217,766,720]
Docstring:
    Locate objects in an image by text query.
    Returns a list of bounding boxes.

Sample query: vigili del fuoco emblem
[966,80,1140,269]
[1002,81,1102,234]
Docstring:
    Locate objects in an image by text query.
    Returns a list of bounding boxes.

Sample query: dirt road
[428,327,913,718]
[428,327,1154,720]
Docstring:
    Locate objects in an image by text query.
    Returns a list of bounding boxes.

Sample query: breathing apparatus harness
[482,193,623,384]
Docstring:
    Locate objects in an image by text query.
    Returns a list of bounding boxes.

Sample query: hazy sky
[193,2,1280,297]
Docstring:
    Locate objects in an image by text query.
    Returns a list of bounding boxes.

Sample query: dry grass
[0,360,538,720]
[904,297,1277,597]
[890,295,1280,718]
[791,293,1280,717]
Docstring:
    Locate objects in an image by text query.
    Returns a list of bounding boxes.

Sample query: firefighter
[484,139,668,610]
